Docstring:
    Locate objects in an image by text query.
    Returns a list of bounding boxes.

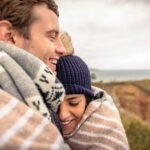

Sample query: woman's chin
[62,120,77,136]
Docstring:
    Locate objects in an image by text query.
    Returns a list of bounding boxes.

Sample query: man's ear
[0,20,15,43]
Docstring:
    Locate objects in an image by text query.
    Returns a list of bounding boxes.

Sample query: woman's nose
[58,104,70,121]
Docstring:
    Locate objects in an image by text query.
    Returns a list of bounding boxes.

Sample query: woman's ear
[0,20,15,43]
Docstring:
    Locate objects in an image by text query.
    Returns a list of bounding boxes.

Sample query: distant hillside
[93,79,150,150]
[93,79,150,121]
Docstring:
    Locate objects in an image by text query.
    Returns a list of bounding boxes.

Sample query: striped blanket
[0,89,70,150]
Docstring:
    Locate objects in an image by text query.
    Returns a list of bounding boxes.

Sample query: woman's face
[58,94,87,136]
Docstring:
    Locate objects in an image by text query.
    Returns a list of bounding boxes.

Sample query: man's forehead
[31,4,59,26]
[32,4,57,20]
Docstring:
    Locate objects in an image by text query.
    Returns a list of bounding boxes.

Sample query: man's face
[15,4,66,74]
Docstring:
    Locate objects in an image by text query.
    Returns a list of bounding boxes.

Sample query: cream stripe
[51,133,63,150]
[70,138,114,150]
[85,121,126,140]
[90,98,118,112]
[0,51,7,58]
[0,65,5,73]
[90,101,101,107]
[92,113,123,127]
[0,109,33,147]
[51,133,70,150]
[0,98,18,119]
[78,130,129,150]
[20,118,49,150]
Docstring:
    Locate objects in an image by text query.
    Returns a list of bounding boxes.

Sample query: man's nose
[56,38,66,56]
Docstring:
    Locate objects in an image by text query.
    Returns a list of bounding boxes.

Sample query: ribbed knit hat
[56,55,94,99]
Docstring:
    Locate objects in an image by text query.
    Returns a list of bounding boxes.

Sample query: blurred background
[57,0,150,70]
[57,0,150,150]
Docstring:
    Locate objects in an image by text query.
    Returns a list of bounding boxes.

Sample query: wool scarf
[0,42,65,123]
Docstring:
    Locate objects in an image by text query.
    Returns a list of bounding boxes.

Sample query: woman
[56,55,129,150]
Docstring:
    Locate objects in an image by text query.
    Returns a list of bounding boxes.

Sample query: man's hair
[0,0,59,38]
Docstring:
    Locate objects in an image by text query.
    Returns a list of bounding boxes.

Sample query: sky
[56,0,150,70]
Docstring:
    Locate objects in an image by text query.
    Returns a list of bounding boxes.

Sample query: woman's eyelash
[69,102,79,106]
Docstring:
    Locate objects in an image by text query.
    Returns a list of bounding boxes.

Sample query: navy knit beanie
[56,55,94,99]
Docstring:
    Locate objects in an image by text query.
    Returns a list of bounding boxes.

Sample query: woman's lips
[61,120,72,125]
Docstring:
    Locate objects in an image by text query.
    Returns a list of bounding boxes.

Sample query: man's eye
[47,33,57,41]
[49,35,56,40]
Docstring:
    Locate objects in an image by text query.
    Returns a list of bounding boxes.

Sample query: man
[0,0,65,74]
[0,0,70,149]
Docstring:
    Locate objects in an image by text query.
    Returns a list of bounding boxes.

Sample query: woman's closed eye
[69,100,79,107]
